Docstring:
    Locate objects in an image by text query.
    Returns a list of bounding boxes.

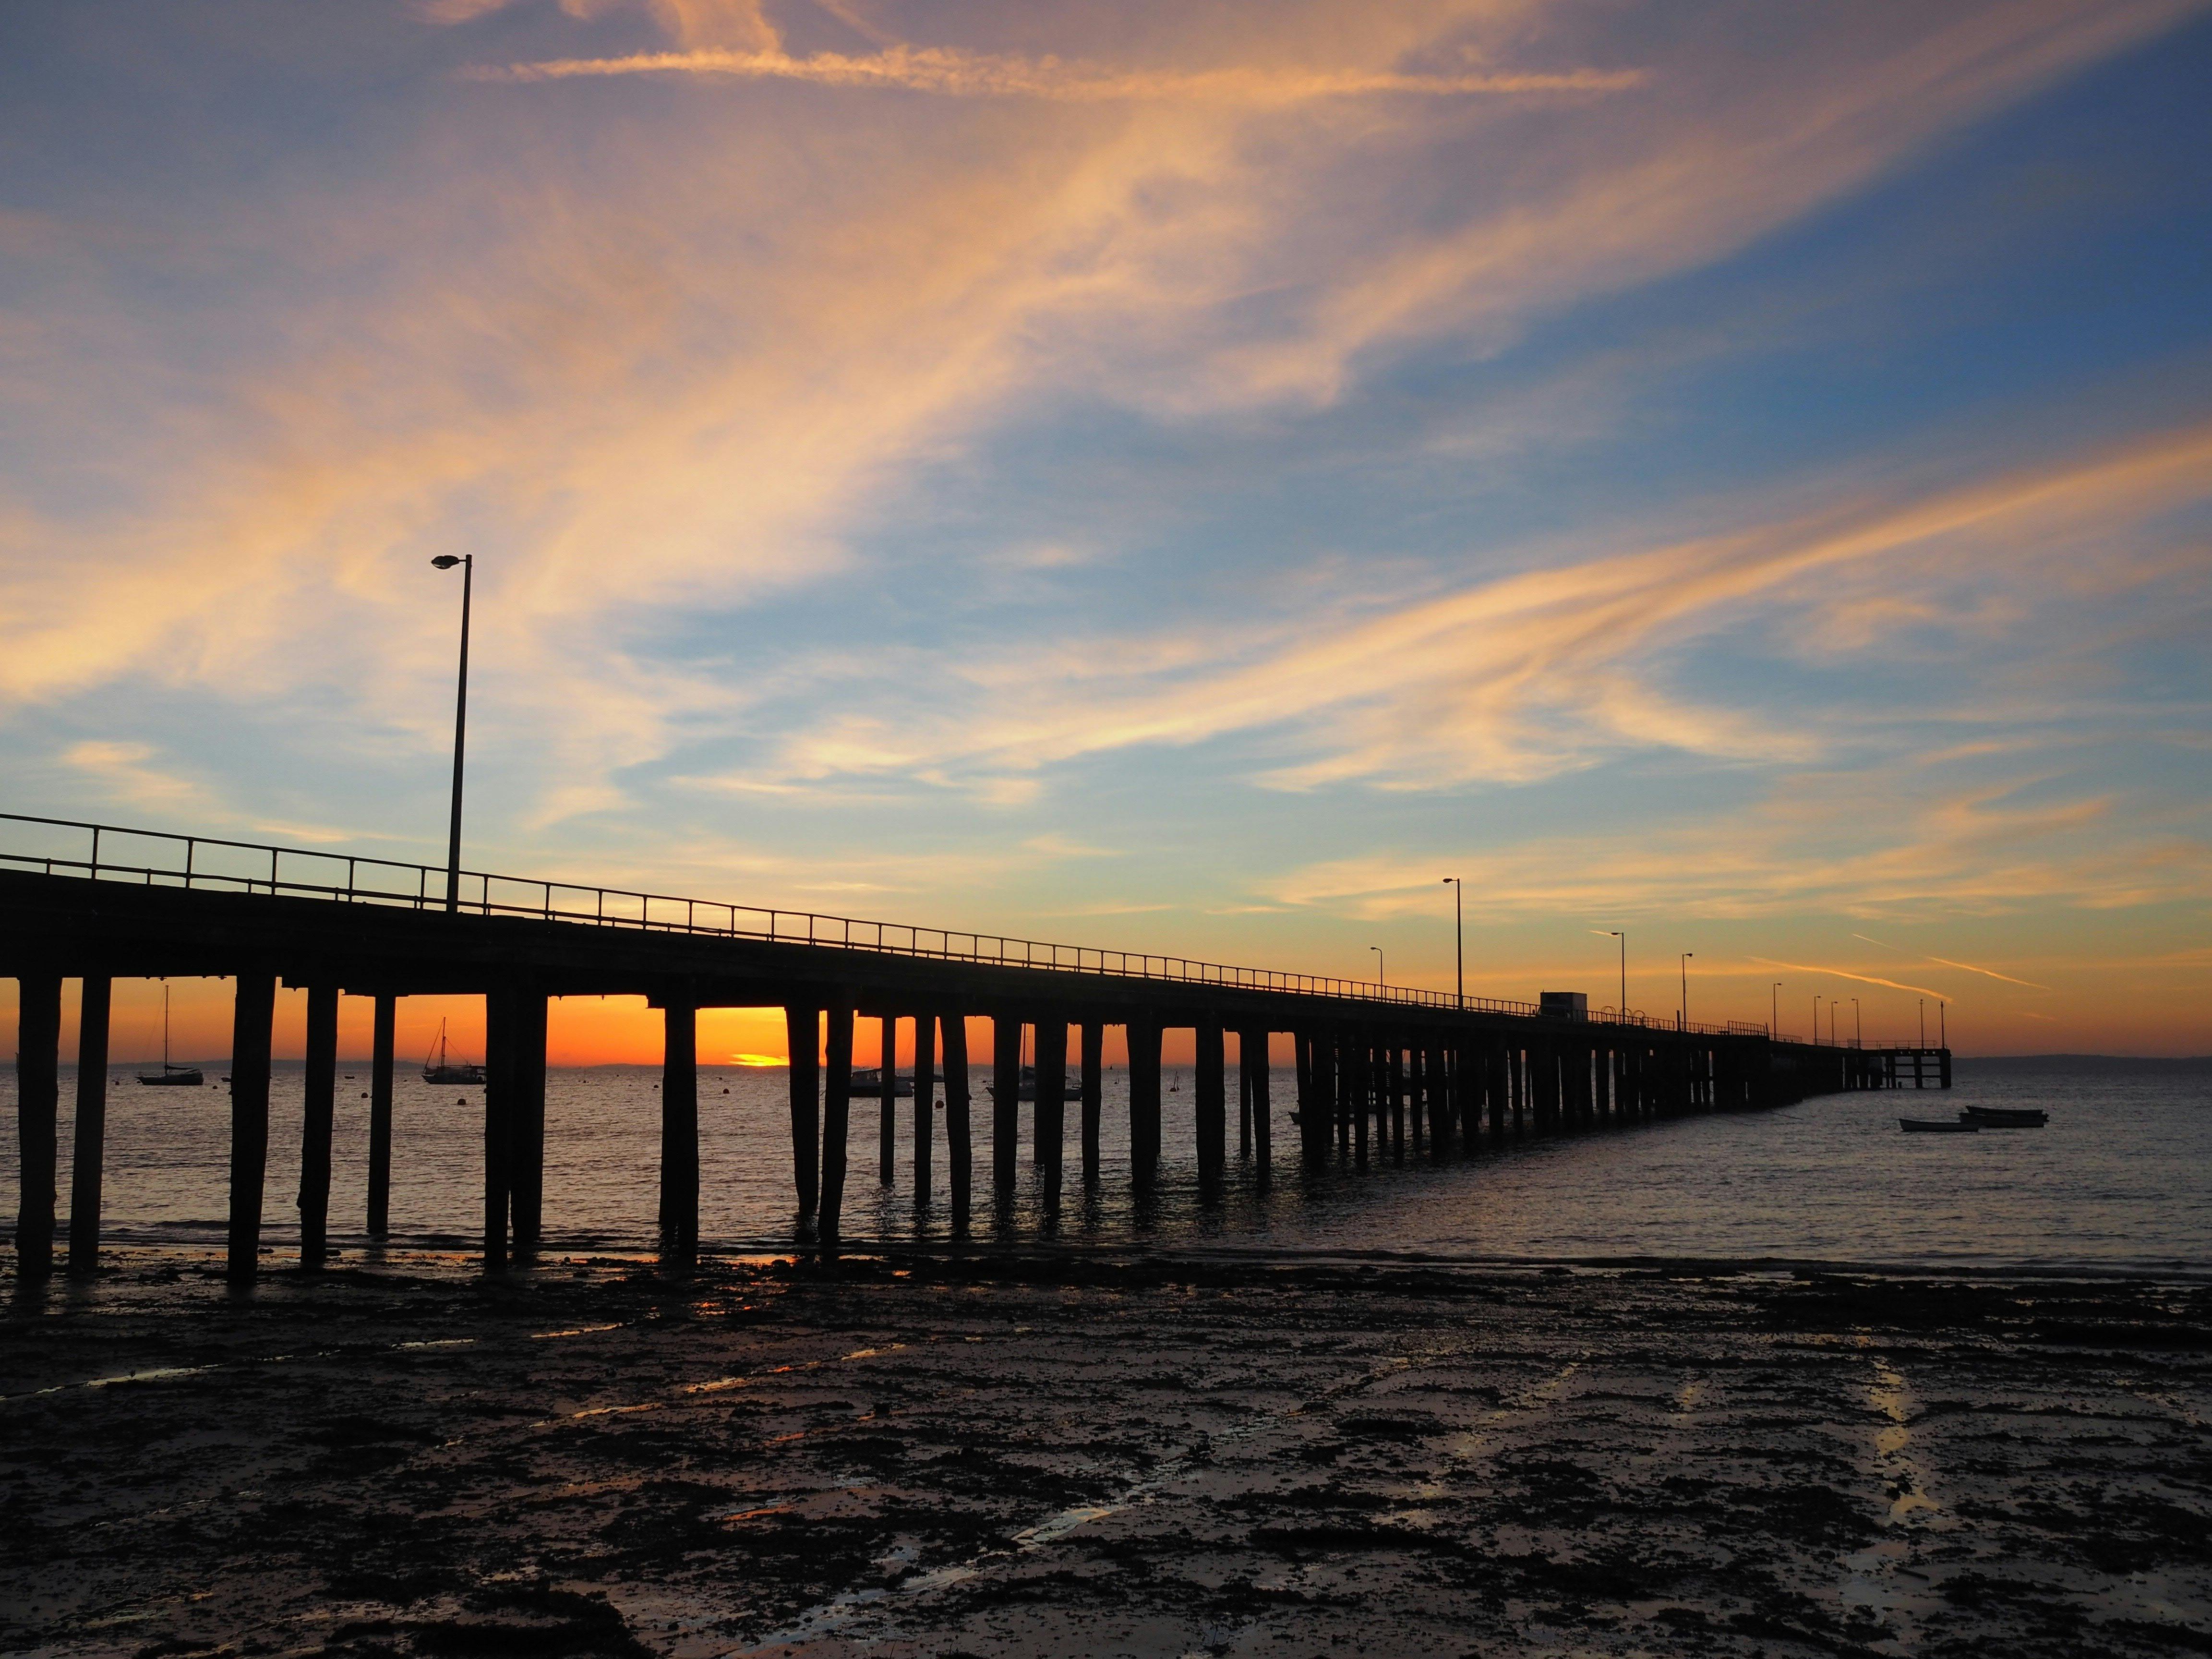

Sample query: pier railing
[1,814,1765,1035]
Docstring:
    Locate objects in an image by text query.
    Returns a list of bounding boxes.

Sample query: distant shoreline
[1957,1053,2212,1072]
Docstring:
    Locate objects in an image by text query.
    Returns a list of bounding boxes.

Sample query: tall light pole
[1369,945,1384,987]
[1813,995,1822,1046]
[431,553,473,914]
[1939,1000,1946,1048]
[1852,998,1861,1047]
[1609,931,1625,1022]
[1441,878,1462,1009]
[1771,981,1782,1039]
[1679,951,1692,1031]
[1919,998,1925,1047]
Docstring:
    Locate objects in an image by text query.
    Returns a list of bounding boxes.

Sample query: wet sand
[2,1251,2208,1658]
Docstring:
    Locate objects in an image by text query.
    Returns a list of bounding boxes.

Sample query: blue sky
[3,0,2209,1055]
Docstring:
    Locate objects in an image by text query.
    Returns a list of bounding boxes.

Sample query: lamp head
[431,555,463,570]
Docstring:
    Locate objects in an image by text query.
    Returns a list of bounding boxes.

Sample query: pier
[5,814,1943,1280]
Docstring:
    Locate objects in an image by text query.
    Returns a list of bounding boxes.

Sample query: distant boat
[1901,1117,1978,1133]
[136,985,204,1086]
[1960,1106,2048,1128]
[987,1067,1083,1104]
[422,1019,486,1085]
[849,1067,916,1097]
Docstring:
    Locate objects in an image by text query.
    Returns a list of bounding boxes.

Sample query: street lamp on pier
[1441,878,1462,1009]
[430,553,474,914]
[1771,981,1782,1039]
[1369,945,1384,988]
[1678,952,1692,1031]
[1608,931,1625,1022]
[1852,998,1861,1048]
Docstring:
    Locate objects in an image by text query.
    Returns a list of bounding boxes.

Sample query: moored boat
[986,1067,1084,1103]
[135,985,204,1085]
[422,1019,486,1085]
[1960,1106,2048,1128]
[849,1067,916,1097]
[1901,1117,1978,1133]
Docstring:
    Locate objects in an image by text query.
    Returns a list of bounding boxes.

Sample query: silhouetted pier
[4,815,1944,1280]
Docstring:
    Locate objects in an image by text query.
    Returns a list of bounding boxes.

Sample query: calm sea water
[3,1062,2207,1273]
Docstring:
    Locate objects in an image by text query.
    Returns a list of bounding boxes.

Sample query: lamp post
[1771,981,1782,1039]
[1369,945,1384,988]
[1609,931,1625,1022]
[1852,998,1861,1048]
[1679,951,1692,1031]
[430,554,473,914]
[1939,1000,1946,1047]
[1813,996,1822,1046]
[1919,998,1925,1047]
[1441,878,1462,1009]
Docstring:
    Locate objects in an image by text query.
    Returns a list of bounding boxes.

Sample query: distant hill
[1959,1054,2212,1074]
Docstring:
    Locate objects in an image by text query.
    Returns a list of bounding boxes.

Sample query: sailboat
[422,1019,486,1085]
[135,985,204,1086]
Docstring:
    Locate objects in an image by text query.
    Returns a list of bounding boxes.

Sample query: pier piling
[992,1015,1021,1186]
[784,1004,819,1221]
[942,1011,971,1228]
[913,1012,935,1197]
[659,1000,698,1261]
[299,983,337,1270]
[1080,1021,1103,1185]
[67,975,110,1271]
[226,974,274,1285]
[878,1015,898,1186]
[367,993,394,1240]
[819,999,854,1245]
[13,972,60,1280]
[1035,1018,1068,1189]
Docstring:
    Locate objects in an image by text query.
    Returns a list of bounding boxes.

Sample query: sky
[3,0,2210,1064]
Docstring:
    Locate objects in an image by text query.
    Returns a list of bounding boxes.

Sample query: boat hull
[1900,1118,1978,1133]
[1960,1107,2048,1127]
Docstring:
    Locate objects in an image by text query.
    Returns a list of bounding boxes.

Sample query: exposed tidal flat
[4,1063,2210,1656]
[2,1252,2210,1658]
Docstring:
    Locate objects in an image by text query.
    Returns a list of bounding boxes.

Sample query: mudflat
[2,1252,2207,1658]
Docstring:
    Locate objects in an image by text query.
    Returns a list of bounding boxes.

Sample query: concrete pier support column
[992,1013,1022,1187]
[1489,1045,1508,1141]
[1337,1036,1355,1156]
[1246,1030,1273,1183]
[659,1000,698,1261]
[878,1016,898,1186]
[1299,1029,1332,1164]
[226,974,275,1285]
[510,994,548,1252]
[13,972,61,1281]
[1237,1050,1252,1156]
[1351,1042,1370,1167]
[1129,1018,1162,1182]
[783,1004,819,1221]
[1238,1035,1274,1177]
[1080,1022,1104,1185]
[1034,1018,1068,1187]
[819,998,855,1246]
[1409,1046,1427,1157]
[1195,1020,1226,1192]
[1389,1046,1407,1159]
[299,983,338,1271]
[483,988,517,1272]
[67,976,111,1272]
[367,993,395,1240]
[942,1012,972,1230]
[912,1013,936,1198]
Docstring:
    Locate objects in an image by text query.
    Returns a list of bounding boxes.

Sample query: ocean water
[2,1062,2207,1274]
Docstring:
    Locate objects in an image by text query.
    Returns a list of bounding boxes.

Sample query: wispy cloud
[1851,933,2052,990]
[1751,958,1950,1000]
[478,45,1646,102]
